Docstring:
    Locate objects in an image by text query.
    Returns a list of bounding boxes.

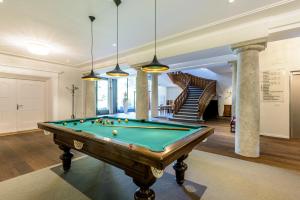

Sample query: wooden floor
[0,120,299,182]
[0,131,82,182]
[197,120,300,172]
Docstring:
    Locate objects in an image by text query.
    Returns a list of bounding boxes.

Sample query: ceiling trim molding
[79,0,297,70]
[0,51,78,70]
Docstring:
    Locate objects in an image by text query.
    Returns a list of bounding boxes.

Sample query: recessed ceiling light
[26,42,50,55]
[112,43,117,47]
[229,0,235,3]
[0,0,4,3]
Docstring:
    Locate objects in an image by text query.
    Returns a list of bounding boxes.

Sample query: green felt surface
[49,117,203,152]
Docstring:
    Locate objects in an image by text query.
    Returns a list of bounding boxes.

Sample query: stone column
[231,38,266,158]
[135,67,149,120]
[151,74,159,118]
[85,81,97,117]
[229,61,237,118]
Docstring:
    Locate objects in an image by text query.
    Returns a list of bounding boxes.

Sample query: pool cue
[105,125,190,131]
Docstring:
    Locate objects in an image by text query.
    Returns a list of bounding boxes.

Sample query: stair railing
[197,81,217,118]
[168,71,216,117]
[172,77,191,114]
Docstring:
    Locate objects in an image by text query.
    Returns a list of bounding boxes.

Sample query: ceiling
[0,0,293,67]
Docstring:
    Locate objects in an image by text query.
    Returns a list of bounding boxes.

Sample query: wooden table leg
[59,145,73,172]
[173,154,188,185]
[127,166,156,200]
[133,177,156,200]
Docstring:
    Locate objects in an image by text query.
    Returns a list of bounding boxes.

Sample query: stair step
[170,117,202,123]
[183,103,198,106]
[173,115,199,119]
[182,105,198,108]
[171,117,200,122]
[180,108,198,112]
[177,112,198,116]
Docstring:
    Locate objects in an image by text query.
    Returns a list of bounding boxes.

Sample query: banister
[167,71,216,118]
[197,81,217,118]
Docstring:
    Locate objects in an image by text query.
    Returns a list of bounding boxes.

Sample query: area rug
[0,151,300,200]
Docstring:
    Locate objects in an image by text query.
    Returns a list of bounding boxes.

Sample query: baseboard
[0,129,41,137]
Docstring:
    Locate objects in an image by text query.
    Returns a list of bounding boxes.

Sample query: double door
[0,78,45,134]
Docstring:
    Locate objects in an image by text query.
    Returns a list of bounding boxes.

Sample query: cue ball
[112,130,118,136]
[80,119,84,123]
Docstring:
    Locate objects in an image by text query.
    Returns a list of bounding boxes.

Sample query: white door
[16,80,45,131]
[0,78,17,133]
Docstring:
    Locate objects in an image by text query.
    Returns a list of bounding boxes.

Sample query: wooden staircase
[168,72,216,122]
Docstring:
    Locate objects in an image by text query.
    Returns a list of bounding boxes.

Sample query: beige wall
[0,54,83,121]
[260,37,300,138]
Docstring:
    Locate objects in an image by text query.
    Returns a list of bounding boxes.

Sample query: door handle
[17,104,24,110]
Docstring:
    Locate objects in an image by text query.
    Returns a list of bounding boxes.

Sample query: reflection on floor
[0,114,299,183]
[0,151,299,200]
[108,111,172,120]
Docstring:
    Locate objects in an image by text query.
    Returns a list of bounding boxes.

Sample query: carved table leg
[173,154,188,185]
[133,177,156,200]
[59,145,73,172]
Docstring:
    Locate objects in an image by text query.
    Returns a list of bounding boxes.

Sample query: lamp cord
[154,0,157,56]
[91,18,94,70]
[117,5,119,64]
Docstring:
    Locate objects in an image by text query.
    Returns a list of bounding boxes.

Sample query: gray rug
[51,157,207,200]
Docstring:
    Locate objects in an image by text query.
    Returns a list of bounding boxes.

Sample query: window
[117,76,136,113]
[96,79,109,115]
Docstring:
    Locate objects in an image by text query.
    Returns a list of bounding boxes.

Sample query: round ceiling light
[26,42,50,55]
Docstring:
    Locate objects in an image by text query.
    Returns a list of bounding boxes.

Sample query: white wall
[259,37,300,139]
[166,87,182,101]
[0,54,83,121]
[158,86,167,106]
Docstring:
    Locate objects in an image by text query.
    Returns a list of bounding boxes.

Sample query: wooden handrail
[168,71,216,117]
[197,81,216,118]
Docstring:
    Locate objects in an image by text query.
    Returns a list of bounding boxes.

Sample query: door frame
[289,71,300,138]
[0,73,49,132]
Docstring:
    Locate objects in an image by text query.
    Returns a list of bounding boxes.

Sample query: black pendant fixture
[82,16,101,81]
[141,0,169,73]
[106,0,129,77]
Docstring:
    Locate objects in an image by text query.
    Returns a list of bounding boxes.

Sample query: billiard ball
[99,118,103,123]
[63,122,67,126]
[111,120,114,125]
[80,119,84,123]
[125,118,129,123]
[118,119,121,123]
[112,130,118,136]
[91,120,95,124]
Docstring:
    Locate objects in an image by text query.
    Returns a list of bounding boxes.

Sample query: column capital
[131,62,148,71]
[231,38,267,54]
[228,60,237,66]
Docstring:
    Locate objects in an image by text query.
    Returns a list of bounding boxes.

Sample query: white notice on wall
[261,70,285,103]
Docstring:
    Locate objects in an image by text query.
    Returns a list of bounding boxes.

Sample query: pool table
[38,116,214,200]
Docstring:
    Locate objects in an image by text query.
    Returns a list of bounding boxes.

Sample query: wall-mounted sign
[261,70,285,103]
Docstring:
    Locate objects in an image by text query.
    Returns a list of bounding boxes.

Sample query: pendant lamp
[82,16,101,81]
[141,0,169,73]
[106,0,129,77]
